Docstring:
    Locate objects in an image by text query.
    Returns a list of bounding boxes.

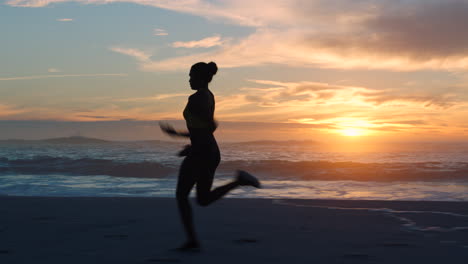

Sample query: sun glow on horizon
[340,128,362,137]
[339,128,366,137]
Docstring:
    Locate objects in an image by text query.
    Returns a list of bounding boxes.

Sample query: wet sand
[1,196,468,263]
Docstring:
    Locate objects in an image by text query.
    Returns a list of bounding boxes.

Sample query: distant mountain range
[0,137,466,151]
[227,140,319,145]
[0,136,319,145]
[0,136,111,144]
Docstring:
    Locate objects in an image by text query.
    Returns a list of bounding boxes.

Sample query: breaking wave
[1,156,467,181]
[0,156,175,178]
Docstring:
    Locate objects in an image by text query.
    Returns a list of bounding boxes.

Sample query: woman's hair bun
[207,61,218,75]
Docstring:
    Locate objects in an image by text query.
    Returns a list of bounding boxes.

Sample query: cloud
[4,0,382,28]
[8,1,468,71]
[354,90,458,109]
[69,103,183,121]
[115,93,190,102]
[142,29,300,71]
[298,1,468,69]
[172,35,224,48]
[211,78,465,133]
[47,68,61,73]
[6,0,66,8]
[153,28,168,36]
[5,0,468,138]
[109,47,151,62]
[0,104,28,117]
[244,79,459,109]
[0,99,181,121]
[364,1,468,59]
[143,28,468,72]
[0,104,81,120]
[5,0,269,26]
[75,115,121,120]
[56,18,73,22]
[0,73,127,81]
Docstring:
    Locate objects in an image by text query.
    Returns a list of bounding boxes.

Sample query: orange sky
[1,0,467,142]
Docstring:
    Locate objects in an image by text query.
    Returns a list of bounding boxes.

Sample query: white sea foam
[1,174,468,201]
[272,199,468,236]
[0,141,467,200]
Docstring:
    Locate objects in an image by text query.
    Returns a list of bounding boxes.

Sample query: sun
[340,128,364,137]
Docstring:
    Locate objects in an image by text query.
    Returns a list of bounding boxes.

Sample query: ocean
[1,138,467,201]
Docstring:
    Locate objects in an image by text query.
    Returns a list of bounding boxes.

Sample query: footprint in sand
[379,242,413,248]
[32,216,56,221]
[440,240,457,244]
[146,257,180,263]
[234,238,258,244]
[342,253,374,261]
[104,234,129,240]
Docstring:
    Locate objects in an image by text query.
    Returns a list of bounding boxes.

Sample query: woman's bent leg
[196,163,240,206]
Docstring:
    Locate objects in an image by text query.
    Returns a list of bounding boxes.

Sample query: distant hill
[0,136,111,144]
[136,140,165,144]
[228,140,319,146]
[42,136,111,144]
[0,139,29,144]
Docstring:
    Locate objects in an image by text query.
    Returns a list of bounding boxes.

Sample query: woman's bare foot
[236,170,261,188]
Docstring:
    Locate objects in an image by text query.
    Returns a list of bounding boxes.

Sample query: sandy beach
[1,197,468,263]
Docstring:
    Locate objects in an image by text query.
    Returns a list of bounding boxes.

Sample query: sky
[1,0,468,142]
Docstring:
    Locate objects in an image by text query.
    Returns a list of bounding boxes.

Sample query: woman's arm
[159,122,190,138]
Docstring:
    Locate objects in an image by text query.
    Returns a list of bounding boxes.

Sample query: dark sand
[1,197,468,263]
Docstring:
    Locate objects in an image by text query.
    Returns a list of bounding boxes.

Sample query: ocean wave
[0,156,175,178]
[219,160,468,181]
[1,156,467,181]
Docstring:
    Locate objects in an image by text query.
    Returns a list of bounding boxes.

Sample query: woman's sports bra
[183,90,216,132]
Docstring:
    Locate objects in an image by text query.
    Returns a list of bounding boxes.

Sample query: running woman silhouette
[160,62,261,251]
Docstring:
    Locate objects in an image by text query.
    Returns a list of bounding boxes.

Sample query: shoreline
[2,174,467,201]
[3,194,468,202]
[1,196,468,263]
